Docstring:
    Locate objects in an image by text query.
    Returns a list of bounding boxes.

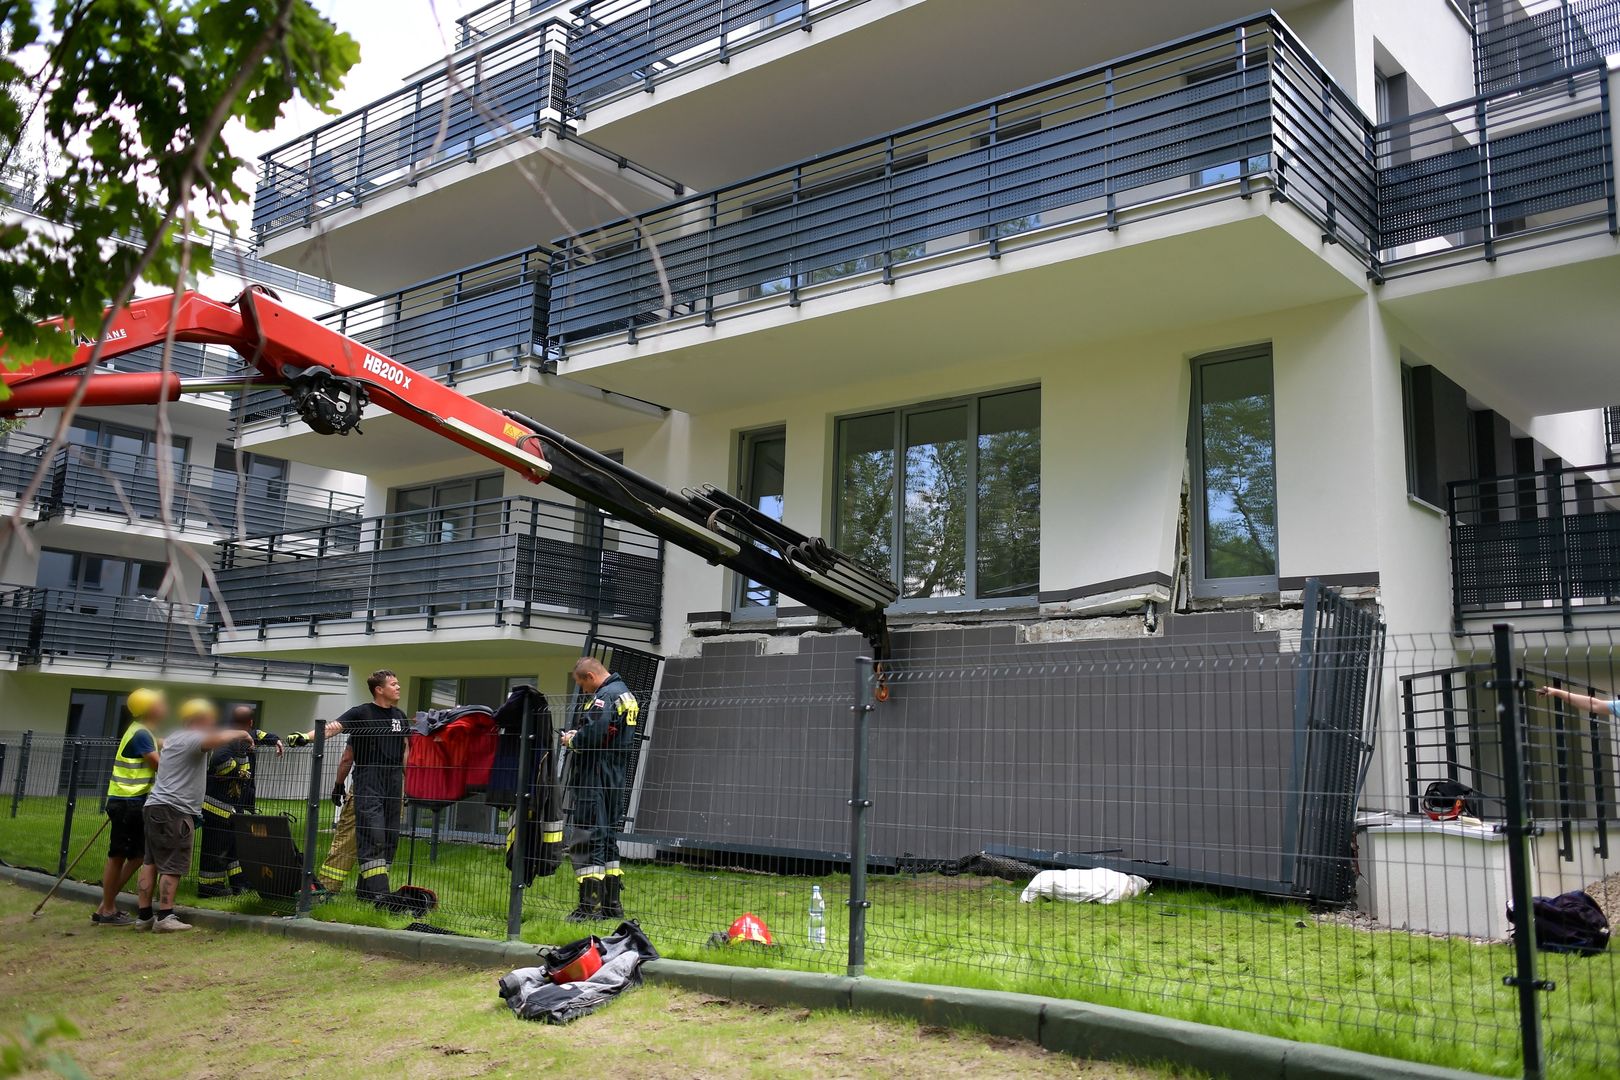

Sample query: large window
[734,428,786,614]
[835,387,1040,607]
[1401,363,1475,509]
[69,417,187,463]
[387,473,504,547]
[1190,348,1277,595]
[36,549,167,607]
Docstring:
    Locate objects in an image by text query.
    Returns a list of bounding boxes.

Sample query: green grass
[4,795,1618,1077]
[0,882,1175,1079]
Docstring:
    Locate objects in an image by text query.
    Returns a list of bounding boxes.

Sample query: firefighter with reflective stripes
[294,670,407,908]
[315,741,356,894]
[197,705,284,898]
[92,688,167,927]
[562,657,639,922]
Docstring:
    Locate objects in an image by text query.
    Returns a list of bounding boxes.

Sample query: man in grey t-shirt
[136,699,253,933]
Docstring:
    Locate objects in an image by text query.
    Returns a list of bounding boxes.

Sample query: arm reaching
[287,720,345,747]
[1538,686,1618,715]
[199,728,257,751]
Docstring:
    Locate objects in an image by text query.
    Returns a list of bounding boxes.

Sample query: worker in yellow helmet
[91,688,168,927]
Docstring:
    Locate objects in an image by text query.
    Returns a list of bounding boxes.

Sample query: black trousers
[353,766,403,900]
[568,767,625,879]
[198,779,250,891]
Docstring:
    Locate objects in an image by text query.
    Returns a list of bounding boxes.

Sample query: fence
[1449,463,1620,629]
[1472,0,1620,96]
[3,617,1618,1077]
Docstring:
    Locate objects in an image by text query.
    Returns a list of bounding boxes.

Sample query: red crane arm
[1,288,898,656]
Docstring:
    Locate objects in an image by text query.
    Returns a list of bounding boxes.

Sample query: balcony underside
[18,652,347,692]
[256,130,679,294]
[214,611,653,669]
[576,0,1325,189]
[560,198,1368,412]
[239,367,665,472]
[1380,234,1620,416]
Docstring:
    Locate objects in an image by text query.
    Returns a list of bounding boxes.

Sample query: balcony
[0,431,364,540]
[251,17,680,292]
[456,0,572,49]
[1448,464,1620,631]
[0,585,346,686]
[212,495,663,659]
[1471,0,1620,97]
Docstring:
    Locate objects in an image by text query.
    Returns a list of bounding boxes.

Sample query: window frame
[732,426,788,618]
[1188,346,1279,599]
[833,385,1041,612]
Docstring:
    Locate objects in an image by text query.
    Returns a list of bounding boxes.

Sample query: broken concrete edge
[0,865,1487,1080]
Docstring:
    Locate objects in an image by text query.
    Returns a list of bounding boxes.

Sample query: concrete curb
[0,865,1489,1080]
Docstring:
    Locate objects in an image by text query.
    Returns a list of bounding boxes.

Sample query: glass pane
[391,485,435,547]
[902,405,969,600]
[976,389,1041,598]
[420,678,460,711]
[1198,353,1277,581]
[836,413,896,577]
[738,432,787,609]
[35,549,76,592]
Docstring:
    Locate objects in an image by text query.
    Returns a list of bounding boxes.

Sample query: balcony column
[539,20,571,128]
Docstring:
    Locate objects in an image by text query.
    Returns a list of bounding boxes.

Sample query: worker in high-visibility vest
[91,688,167,927]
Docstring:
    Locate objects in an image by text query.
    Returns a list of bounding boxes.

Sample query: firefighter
[197,705,284,898]
[315,741,356,895]
[91,688,167,926]
[561,657,639,922]
[293,670,407,908]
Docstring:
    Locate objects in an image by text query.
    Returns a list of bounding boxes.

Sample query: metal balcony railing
[0,584,346,682]
[1448,463,1620,630]
[566,0,861,115]
[547,15,1378,349]
[214,495,663,638]
[456,0,572,48]
[239,248,550,426]
[1607,405,1620,462]
[253,21,570,241]
[0,163,37,211]
[2,432,365,539]
[1375,65,1616,277]
[1401,659,1618,860]
[1471,0,1620,96]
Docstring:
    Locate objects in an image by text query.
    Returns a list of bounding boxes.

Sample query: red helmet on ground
[726,912,774,946]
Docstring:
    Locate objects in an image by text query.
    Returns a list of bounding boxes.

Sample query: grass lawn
[5,796,1619,1077]
[0,882,1177,1079]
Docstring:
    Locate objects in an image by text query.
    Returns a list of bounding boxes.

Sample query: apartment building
[228,0,1620,902]
[0,175,362,755]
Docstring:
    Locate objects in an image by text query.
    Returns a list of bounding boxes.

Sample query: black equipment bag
[230,813,304,901]
[1509,890,1612,955]
[1422,780,1484,821]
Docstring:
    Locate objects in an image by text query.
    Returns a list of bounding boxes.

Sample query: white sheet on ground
[1019,867,1151,905]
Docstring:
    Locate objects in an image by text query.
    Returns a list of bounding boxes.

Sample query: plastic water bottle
[808,885,826,947]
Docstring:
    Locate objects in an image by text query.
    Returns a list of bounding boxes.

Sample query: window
[753,154,928,298]
[982,117,1044,241]
[835,387,1040,607]
[1401,363,1476,508]
[214,445,289,484]
[1190,348,1277,595]
[69,417,187,463]
[1184,58,1271,188]
[387,473,504,547]
[734,428,787,614]
[37,549,169,609]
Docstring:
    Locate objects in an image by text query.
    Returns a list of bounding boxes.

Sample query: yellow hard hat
[126,688,166,719]
[178,697,217,723]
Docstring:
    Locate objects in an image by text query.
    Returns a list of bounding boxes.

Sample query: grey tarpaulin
[499,922,659,1024]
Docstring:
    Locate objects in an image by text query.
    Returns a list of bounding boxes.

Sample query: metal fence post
[10,730,31,818]
[57,740,84,875]
[1490,622,1549,1080]
[847,654,876,978]
[506,691,537,940]
[296,723,328,917]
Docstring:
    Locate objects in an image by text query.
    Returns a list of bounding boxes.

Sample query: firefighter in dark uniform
[562,657,639,922]
[293,670,408,908]
[197,705,284,898]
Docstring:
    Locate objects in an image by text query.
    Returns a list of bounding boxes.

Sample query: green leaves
[0,0,358,369]
[0,1013,88,1080]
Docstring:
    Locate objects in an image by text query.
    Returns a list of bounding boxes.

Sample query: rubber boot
[601,875,625,921]
[565,877,601,923]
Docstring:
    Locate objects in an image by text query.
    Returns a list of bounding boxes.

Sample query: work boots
[565,877,602,923]
[601,875,625,921]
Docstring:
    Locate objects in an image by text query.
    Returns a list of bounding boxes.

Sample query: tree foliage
[0,0,358,366]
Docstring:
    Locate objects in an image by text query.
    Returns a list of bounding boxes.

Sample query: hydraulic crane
[1,286,897,659]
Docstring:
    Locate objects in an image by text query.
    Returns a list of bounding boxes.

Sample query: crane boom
[2,287,897,657]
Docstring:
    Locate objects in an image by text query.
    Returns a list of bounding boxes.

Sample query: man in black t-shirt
[293,669,408,907]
